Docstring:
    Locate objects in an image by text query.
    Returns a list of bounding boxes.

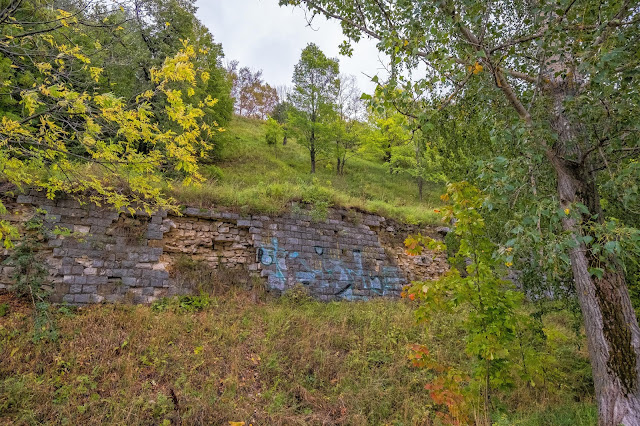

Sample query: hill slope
[167,117,443,225]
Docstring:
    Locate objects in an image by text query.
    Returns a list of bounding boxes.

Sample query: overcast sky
[195,0,388,93]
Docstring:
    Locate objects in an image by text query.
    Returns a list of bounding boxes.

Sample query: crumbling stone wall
[0,193,448,304]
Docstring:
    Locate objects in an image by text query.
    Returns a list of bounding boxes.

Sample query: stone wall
[0,192,448,304]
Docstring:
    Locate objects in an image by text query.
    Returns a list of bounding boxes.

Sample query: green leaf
[588,267,604,280]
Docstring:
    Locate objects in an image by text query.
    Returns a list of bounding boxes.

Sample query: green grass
[166,116,444,225]
[0,289,594,425]
[494,403,597,425]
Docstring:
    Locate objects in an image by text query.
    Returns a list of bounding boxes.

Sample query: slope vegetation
[167,117,443,225]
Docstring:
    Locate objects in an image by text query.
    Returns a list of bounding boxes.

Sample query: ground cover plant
[0,288,594,425]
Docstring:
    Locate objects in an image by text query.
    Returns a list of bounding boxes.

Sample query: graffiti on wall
[257,238,402,299]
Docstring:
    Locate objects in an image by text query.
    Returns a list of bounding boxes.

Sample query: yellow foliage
[467,62,484,74]
[0,34,221,245]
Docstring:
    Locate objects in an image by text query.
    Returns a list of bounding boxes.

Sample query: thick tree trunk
[548,90,640,424]
[553,159,640,425]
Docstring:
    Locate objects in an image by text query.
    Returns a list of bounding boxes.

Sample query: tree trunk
[283,134,287,146]
[310,144,316,174]
[551,155,640,425]
[310,127,316,174]
[417,177,424,201]
[547,91,640,424]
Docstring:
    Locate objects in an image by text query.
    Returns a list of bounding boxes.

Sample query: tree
[113,0,233,128]
[406,182,526,422]
[332,74,365,174]
[366,106,411,171]
[280,0,640,423]
[388,128,445,200]
[289,43,339,173]
[265,116,282,147]
[272,100,292,145]
[227,63,279,119]
[0,1,221,245]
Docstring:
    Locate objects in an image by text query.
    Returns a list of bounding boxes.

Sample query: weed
[151,292,213,313]
[0,291,593,425]
[3,209,56,342]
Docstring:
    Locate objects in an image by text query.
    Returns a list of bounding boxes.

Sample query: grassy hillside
[0,289,595,425]
[167,116,444,225]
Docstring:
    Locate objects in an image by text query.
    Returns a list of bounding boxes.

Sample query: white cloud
[195,0,389,93]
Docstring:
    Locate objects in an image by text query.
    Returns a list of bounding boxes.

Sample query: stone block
[122,277,137,286]
[105,294,124,303]
[86,276,108,285]
[73,276,87,285]
[48,239,63,248]
[74,225,91,234]
[16,195,33,204]
[82,285,97,294]
[74,294,90,304]
[91,294,104,303]
[147,230,163,240]
[44,214,62,224]
[70,284,82,293]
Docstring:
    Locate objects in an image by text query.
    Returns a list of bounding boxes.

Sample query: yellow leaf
[564,208,570,215]
[229,423,245,426]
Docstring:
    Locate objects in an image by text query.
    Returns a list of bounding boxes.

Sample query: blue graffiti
[257,238,402,298]
[257,238,295,290]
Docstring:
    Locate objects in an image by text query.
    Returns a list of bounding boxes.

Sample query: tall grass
[0,288,594,425]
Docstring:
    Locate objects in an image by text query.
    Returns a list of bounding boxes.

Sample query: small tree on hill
[272,101,292,145]
[265,117,282,147]
[289,43,340,173]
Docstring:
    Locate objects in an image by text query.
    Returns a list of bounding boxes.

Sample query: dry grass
[0,289,595,425]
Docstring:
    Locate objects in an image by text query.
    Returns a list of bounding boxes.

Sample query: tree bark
[548,93,640,425]
[310,144,316,174]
